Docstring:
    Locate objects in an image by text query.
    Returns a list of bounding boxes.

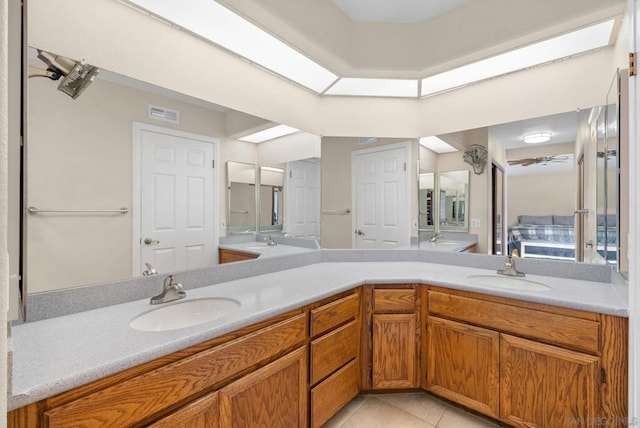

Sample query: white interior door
[285,159,321,239]
[137,125,216,275]
[353,144,410,249]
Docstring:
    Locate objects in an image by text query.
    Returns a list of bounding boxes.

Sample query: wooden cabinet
[426,316,499,418]
[427,287,628,428]
[218,248,259,264]
[500,334,599,428]
[362,286,420,390]
[219,347,307,427]
[17,311,306,428]
[309,291,360,428]
[149,392,219,428]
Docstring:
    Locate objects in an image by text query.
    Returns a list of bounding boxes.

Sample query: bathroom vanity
[7,253,628,427]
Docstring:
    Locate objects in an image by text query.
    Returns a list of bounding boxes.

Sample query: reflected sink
[130,298,241,332]
[466,275,551,291]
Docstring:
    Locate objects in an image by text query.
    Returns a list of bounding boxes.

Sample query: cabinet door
[149,392,219,428]
[427,317,499,418]
[219,347,307,427]
[372,313,417,389]
[500,334,600,428]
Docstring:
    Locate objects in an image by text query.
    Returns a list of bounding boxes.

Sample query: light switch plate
[221,218,227,228]
[471,218,481,228]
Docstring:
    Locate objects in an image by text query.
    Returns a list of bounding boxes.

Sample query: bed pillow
[553,215,574,226]
[518,215,553,225]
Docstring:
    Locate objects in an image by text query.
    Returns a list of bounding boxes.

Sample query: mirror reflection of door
[285,159,321,239]
[137,124,217,276]
[491,162,505,255]
[353,143,410,249]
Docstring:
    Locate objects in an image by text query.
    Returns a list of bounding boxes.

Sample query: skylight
[126,0,338,93]
[325,78,419,97]
[421,20,615,96]
[419,136,458,153]
[238,125,300,143]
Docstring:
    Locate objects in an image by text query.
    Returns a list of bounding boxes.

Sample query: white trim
[628,0,639,422]
[351,141,411,248]
[132,122,219,276]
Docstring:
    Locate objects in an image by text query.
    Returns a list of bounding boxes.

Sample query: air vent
[359,137,377,145]
[148,104,180,124]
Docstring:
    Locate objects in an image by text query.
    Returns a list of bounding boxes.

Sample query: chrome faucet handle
[142,262,157,276]
[150,275,186,305]
[497,254,525,277]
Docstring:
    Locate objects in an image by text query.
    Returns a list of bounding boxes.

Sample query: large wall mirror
[259,166,284,233]
[419,100,626,267]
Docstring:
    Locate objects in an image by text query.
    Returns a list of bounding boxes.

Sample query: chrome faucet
[266,235,277,246]
[497,255,525,277]
[429,232,442,243]
[150,275,186,305]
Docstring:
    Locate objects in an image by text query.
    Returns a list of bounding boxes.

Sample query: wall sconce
[463,144,488,175]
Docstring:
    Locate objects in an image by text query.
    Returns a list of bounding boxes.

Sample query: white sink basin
[244,245,267,250]
[130,298,241,332]
[466,274,551,291]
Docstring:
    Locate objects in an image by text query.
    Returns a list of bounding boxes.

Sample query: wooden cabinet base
[219,347,307,427]
[311,360,360,428]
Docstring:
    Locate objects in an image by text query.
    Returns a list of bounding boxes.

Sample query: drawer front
[311,320,359,385]
[311,359,360,428]
[149,391,219,428]
[428,291,600,354]
[311,292,359,337]
[374,288,415,313]
[44,314,307,428]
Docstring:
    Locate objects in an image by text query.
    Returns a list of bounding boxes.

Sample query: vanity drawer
[310,292,359,337]
[374,288,416,313]
[44,313,306,428]
[310,320,359,385]
[428,291,600,354]
[310,359,360,428]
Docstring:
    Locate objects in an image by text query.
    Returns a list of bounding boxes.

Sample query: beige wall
[27,76,228,292]
[507,172,576,227]
[321,137,418,249]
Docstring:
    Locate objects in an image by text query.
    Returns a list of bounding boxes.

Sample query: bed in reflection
[507,215,617,262]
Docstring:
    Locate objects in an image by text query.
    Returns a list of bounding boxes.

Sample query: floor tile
[322,395,369,428]
[338,396,436,428]
[436,406,501,428]
[375,393,448,426]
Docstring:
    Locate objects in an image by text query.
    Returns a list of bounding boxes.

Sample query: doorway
[133,123,218,276]
[352,143,410,249]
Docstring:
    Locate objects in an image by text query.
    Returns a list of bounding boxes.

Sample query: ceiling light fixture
[419,136,458,153]
[523,132,552,144]
[421,20,615,97]
[325,78,419,97]
[238,124,299,143]
[125,0,338,93]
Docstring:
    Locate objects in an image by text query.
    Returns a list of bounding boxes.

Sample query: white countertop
[218,241,317,257]
[8,260,628,411]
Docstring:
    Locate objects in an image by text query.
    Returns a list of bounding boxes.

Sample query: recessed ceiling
[330,0,466,24]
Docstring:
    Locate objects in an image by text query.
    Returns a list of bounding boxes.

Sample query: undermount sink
[466,274,551,291]
[129,297,241,332]
[244,245,267,250]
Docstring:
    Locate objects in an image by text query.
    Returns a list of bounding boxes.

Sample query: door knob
[144,238,160,245]
[354,229,365,236]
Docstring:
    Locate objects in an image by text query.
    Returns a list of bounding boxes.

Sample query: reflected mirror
[418,172,435,233]
[259,166,284,233]
[439,170,469,232]
[227,161,257,234]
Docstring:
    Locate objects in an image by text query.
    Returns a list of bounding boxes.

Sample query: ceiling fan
[507,154,570,166]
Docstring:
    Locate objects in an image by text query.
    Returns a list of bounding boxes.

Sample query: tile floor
[323,393,504,428]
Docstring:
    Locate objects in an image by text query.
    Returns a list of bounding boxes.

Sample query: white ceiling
[330,0,467,24]
[489,110,583,151]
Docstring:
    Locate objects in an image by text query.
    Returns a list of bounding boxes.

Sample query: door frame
[351,141,411,248]
[132,122,219,276]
